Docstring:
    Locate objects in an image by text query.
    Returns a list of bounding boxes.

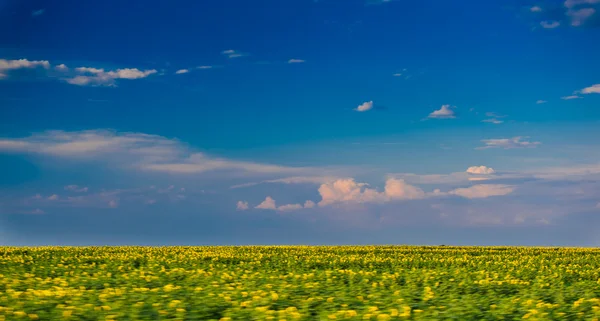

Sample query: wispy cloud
[0,58,50,79]
[175,69,189,74]
[0,129,317,176]
[287,59,305,64]
[477,137,541,149]
[536,100,547,104]
[221,50,247,58]
[540,20,561,28]
[530,6,543,12]
[482,119,504,124]
[231,176,338,189]
[427,105,456,119]
[354,101,374,112]
[564,0,600,26]
[64,185,89,193]
[66,67,157,86]
[31,9,45,16]
[196,66,213,69]
[562,95,583,100]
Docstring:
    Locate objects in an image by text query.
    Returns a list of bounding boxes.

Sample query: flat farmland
[1,246,600,320]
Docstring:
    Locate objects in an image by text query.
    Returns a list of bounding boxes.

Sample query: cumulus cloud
[175,69,189,74]
[580,84,600,94]
[47,194,59,201]
[287,59,305,64]
[255,196,277,210]
[0,129,315,176]
[317,178,426,206]
[540,20,561,28]
[67,67,157,86]
[477,137,541,149]
[427,105,455,119]
[277,203,304,211]
[222,49,246,58]
[0,58,50,79]
[64,185,89,193]
[354,101,374,112]
[253,197,318,212]
[466,166,496,175]
[55,64,68,71]
[236,201,249,210]
[304,200,316,208]
[448,184,515,199]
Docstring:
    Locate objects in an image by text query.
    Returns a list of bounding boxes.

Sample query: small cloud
[580,84,600,94]
[0,58,50,79]
[530,6,542,12]
[561,95,583,100]
[428,105,456,119]
[354,101,374,112]
[449,184,514,199]
[32,9,45,16]
[236,201,249,210]
[108,200,118,208]
[55,64,68,71]
[540,20,561,28]
[466,166,496,175]
[485,112,507,118]
[567,7,596,27]
[255,196,277,210]
[288,59,305,64]
[47,194,59,201]
[536,100,547,104]
[221,49,246,58]
[482,119,504,124]
[33,194,42,199]
[304,200,316,208]
[277,204,303,211]
[67,67,157,86]
[64,185,89,193]
[393,73,402,77]
[477,137,541,149]
[175,69,189,74]
[196,66,213,69]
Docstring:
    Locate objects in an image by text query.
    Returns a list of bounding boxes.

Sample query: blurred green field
[1,246,600,320]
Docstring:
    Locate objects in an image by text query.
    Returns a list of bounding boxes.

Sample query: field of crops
[1,246,600,320]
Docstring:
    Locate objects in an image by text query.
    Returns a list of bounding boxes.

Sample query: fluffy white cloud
[67,67,157,86]
[581,84,600,94]
[354,101,374,112]
[317,178,425,206]
[477,137,540,149]
[175,69,189,74]
[0,58,50,79]
[55,64,69,71]
[277,203,303,211]
[47,194,59,201]
[288,59,305,63]
[428,105,455,119]
[236,201,249,210]
[0,130,314,176]
[64,185,89,193]
[255,196,277,210]
[448,184,514,199]
[466,166,496,175]
[304,200,316,208]
[540,20,561,28]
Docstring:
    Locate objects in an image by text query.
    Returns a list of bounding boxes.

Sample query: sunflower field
[1,246,600,320]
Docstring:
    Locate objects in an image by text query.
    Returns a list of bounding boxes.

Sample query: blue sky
[1,0,600,246]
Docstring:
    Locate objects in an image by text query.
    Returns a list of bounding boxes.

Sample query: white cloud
[317,178,425,206]
[477,137,541,149]
[561,95,583,100]
[222,50,246,58]
[466,166,496,175]
[482,119,504,124]
[448,184,514,199]
[567,7,596,26]
[0,129,314,176]
[0,58,50,79]
[108,200,119,208]
[175,69,189,74]
[393,73,402,77]
[55,64,68,71]
[64,185,89,193]
[354,101,374,112]
[540,20,561,28]
[47,194,59,201]
[580,84,600,94]
[288,59,305,64]
[277,203,303,211]
[304,200,316,208]
[66,67,157,86]
[530,6,543,12]
[197,66,213,69]
[428,105,455,119]
[236,201,249,210]
[255,196,277,210]
[536,100,547,104]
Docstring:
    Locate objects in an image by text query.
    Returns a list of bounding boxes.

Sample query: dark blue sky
[1,0,599,245]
